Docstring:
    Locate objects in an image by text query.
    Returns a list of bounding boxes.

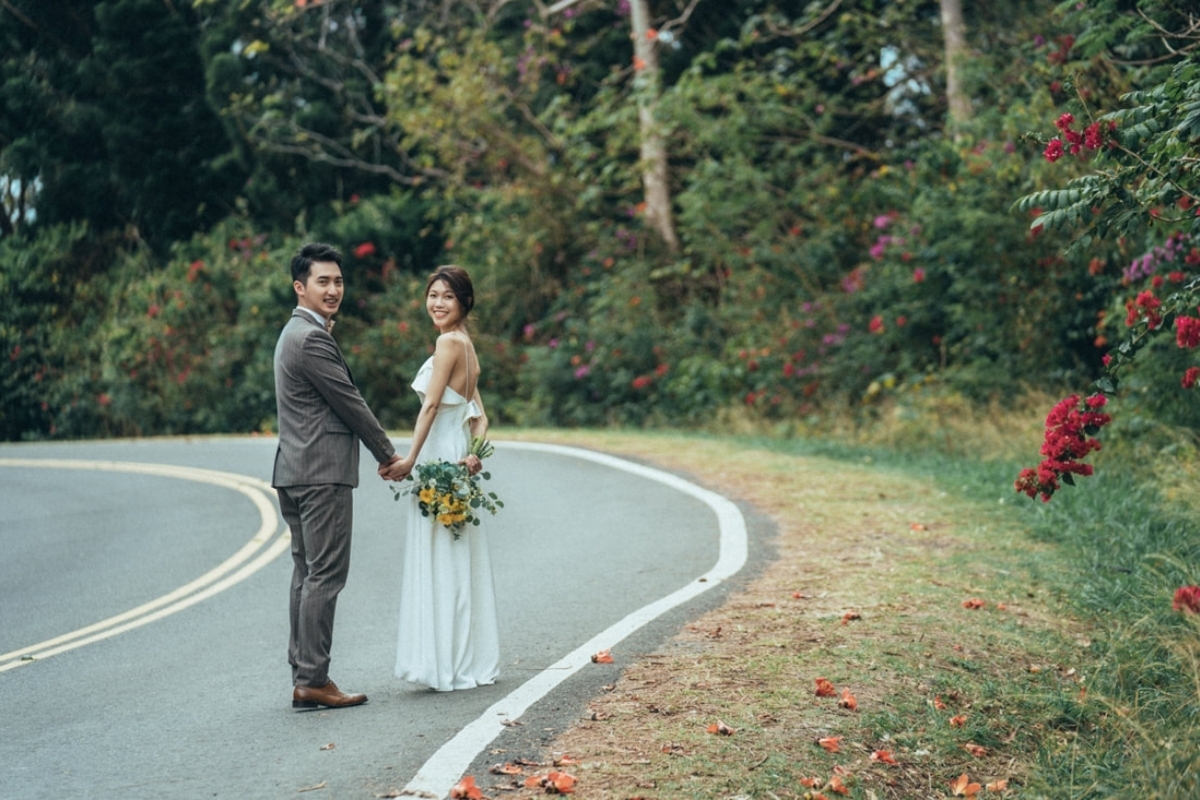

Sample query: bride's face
[426,279,463,329]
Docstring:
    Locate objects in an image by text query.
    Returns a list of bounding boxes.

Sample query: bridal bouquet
[394,437,503,539]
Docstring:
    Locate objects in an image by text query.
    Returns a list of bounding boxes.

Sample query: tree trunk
[628,0,681,255]
[940,0,971,139]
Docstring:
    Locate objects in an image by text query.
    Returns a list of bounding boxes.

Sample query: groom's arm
[302,332,396,465]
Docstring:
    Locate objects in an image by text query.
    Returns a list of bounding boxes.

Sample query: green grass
[493,424,1200,798]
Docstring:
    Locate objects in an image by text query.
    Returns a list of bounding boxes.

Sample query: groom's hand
[379,455,406,481]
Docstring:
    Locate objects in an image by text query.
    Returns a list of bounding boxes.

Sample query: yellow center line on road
[0,459,288,673]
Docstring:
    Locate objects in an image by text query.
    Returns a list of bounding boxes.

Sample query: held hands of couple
[377,453,480,482]
[378,455,411,482]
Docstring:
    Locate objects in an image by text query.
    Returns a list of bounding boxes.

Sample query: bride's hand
[460,453,482,476]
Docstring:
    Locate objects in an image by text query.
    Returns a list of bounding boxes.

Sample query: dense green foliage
[1,0,1196,440]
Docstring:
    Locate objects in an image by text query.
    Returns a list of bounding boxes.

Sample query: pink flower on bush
[632,375,652,389]
[868,315,885,334]
[1173,585,1200,614]
[913,267,926,283]
[354,242,376,258]
[1183,367,1200,389]
[1044,139,1064,163]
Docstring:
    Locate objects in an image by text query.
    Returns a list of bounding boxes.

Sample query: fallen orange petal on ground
[591,648,613,663]
[815,677,837,697]
[870,750,898,765]
[449,775,483,800]
[817,736,842,752]
[950,773,982,797]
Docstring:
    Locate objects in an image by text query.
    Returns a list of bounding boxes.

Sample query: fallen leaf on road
[490,762,523,775]
[298,782,327,793]
[319,742,335,751]
[591,649,613,663]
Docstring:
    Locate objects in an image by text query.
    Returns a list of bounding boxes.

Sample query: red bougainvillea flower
[353,241,376,258]
[1125,290,1163,329]
[1015,393,1112,501]
[1173,585,1200,613]
[1183,367,1200,389]
[1176,315,1200,349]
[1044,138,1064,162]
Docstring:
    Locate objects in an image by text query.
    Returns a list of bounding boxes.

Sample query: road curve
[0,437,747,799]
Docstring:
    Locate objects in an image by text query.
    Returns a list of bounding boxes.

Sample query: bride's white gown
[395,357,500,691]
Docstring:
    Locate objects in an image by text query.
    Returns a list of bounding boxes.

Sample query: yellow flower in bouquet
[392,438,504,539]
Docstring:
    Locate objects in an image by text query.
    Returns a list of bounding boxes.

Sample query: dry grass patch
[481,430,1090,799]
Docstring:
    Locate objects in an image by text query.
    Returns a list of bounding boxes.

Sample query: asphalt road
[0,436,752,799]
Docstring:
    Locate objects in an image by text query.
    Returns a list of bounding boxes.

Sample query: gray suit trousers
[277,483,354,687]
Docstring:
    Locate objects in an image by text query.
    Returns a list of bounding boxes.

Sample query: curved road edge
[400,440,748,798]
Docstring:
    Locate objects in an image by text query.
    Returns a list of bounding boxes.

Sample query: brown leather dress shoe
[292,680,368,710]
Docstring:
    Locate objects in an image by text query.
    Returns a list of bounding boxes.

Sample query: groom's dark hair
[291,242,343,284]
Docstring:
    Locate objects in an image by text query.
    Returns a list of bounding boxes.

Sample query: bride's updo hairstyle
[426,265,475,316]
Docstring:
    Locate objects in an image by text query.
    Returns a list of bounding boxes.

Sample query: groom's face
[295,260,344,320]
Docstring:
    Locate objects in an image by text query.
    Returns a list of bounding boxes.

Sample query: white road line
[0,459,286,672]
[400,441,748,798]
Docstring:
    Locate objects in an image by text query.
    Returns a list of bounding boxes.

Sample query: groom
[272,242,404,710]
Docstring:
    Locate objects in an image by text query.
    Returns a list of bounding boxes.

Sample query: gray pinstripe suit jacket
[271,310,396,488]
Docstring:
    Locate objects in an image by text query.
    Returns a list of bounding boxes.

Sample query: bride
[386,265,499,691]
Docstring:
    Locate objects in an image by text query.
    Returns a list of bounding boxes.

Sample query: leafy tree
[0,0,244,248]
[1012,0,1200,499]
